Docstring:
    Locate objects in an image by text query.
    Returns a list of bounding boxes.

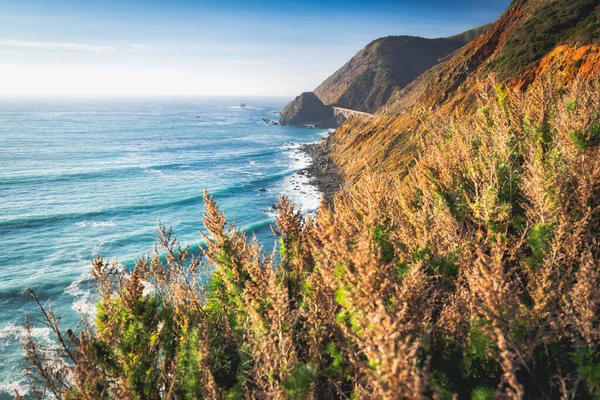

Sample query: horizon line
[0,93,296,99]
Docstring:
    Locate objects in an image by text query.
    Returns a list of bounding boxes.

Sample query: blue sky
[0,0,510,96]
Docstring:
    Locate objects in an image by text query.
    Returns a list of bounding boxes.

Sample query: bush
[22,78,600,399]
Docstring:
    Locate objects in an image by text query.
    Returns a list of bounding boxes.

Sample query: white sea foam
[0,324,68,397]
[141,280,156,296]
[0,380,29,398]
[74,220,116,228]
[71,295,97,318]
[65,272,98,321]
[0,324,52,344]
[143,168,166,176]
[279,142,324,215]
[0,325,53,397]
[64,272,92,296]
[229,106,264,110]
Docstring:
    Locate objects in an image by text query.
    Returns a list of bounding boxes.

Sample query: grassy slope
[492,0,600,81]
[447,24,491,42]
[327,0,600,182]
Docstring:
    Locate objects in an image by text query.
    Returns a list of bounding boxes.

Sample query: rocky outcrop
[279,92,333,125]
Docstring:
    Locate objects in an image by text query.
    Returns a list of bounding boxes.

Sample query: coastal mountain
[328,0,600,178]
[314,25,489,113]
[279,25,489,126]
[382,0,600,115]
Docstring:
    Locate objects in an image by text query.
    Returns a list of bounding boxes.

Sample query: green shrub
[283,364,315,399]
[572,124,600,150]
[527,222,554,270]
[471,386,495,400]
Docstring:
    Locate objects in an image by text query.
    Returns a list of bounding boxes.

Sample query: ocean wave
[0,148,283,188]
[72,295,97,319]
[74,220,116,228]
[0,380,28,398]
[240,218,274,234]
[0,324,52,343]
[0,165,143,187]
[0,324,64,397]
[64,272,95,297]
[279,147,323,214]
[0,169,297,232]
[282,172,321,214]
[0,217,278,326]
[101,230,155,250]
[229,106,264,110]
[143,168,166,176]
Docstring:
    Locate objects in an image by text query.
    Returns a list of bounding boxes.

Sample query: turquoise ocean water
[0,97,328,396]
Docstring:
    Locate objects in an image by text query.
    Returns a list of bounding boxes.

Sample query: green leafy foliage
[527,222,554,270]
[373,224,395,263]
[574,347,600,396]
[570,123,600,151]
[471,386,495,400]
[283,364,315,399]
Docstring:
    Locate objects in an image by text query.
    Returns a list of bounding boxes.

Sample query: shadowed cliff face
[279,92,333,125]
[313,26,489,114]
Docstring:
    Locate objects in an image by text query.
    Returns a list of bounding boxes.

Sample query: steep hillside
[382,0,600,115]
[328,0,600,180]
[313,26,489,113]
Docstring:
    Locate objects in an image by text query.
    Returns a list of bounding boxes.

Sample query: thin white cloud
[127,43,153,53]
[0,39,116,54]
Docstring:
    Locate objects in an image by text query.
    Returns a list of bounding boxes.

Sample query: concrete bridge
[332,106,373,119]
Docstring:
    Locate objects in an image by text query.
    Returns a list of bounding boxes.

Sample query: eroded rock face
[279,92,333,125]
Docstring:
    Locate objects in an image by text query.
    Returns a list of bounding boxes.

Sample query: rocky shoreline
[298,141,343,208]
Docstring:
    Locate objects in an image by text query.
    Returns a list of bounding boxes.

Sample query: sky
[0,0,511,97]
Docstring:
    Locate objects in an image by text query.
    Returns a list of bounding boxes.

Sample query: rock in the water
[262,118,279,125]
[258,188,266,192]
[240,103,246,108]
[279,92,333,125]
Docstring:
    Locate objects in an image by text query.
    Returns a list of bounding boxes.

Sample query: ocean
[0,96,328,396]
